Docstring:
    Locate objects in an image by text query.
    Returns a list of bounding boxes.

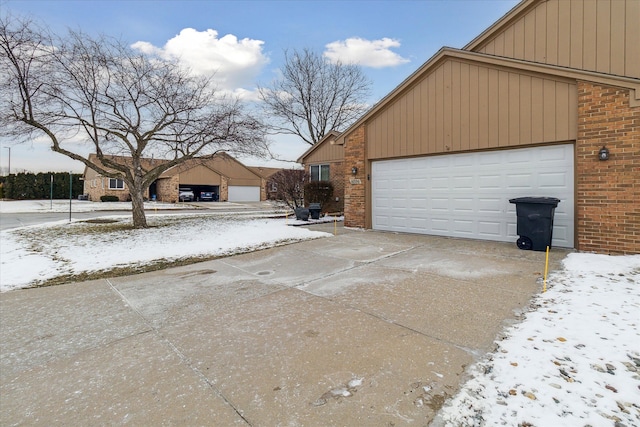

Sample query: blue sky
[1,0,519,173]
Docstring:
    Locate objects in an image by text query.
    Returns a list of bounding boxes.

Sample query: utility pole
[3,147,9,175]
[69,171,72,222]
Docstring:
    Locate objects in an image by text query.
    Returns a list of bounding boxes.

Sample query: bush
[303,181,333,206]
[100,195,120,202]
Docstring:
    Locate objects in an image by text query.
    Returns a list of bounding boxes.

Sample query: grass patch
[22,237,305,289]
[82,218,120,224]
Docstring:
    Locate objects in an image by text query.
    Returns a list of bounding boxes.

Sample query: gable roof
[159,152,261,180]
[296,130,342,163]
[247,166,283,179]
[338,47,640,145]
[83,153,169,178]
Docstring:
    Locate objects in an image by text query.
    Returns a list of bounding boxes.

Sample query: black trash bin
[294,207,310,221]
[509,197,560,251]
[308,203,321,220]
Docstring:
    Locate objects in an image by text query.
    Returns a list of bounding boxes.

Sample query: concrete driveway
[0,224,570,426]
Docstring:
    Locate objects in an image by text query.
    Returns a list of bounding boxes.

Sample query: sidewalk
[0,226,569,425]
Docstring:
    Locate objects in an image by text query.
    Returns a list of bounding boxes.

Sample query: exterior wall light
[598,146,610,161]
[351,166,358,175]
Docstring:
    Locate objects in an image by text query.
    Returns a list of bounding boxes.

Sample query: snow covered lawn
[436,253,640,427]
[0,213,330,292]
[0,199,186,213]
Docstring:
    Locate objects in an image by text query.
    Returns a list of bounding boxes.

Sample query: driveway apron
[0,225,570,426]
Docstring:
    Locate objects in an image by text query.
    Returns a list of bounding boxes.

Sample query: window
[310,164,330,181]
[109,178,125,190]
[269,182,277,192]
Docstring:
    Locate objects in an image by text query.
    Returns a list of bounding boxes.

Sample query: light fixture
[598,146,610,161]
[351,166,358,175]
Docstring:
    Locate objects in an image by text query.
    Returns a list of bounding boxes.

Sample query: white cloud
[324,37,410,68]
[131,28,269,91]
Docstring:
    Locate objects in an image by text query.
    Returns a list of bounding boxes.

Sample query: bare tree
[259,48,371,146]
[0,15,267,228]
[269,168,306,209]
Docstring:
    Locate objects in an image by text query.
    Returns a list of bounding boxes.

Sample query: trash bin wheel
[517,236,533,250]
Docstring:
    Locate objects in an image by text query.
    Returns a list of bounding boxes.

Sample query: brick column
[576,82,640,254]
[344,125,366,228]
[220,176,229,202]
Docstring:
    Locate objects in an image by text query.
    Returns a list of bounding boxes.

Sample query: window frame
[108,178,125,190]
[310,164,330,182]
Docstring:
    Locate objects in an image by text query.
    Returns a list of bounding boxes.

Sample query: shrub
[100,195,120,202]
[269,169,306,209]
[303,181,333,206]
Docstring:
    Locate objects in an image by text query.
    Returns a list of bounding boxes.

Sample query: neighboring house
[247,166,284,201]
[338,0,639,255]
[297,131,345,213]
[83,154,159,202]
[83,153,266,203]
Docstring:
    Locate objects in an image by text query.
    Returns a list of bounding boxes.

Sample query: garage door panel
[431,198,449,211]
[479,175,502,189]
[506,173,535,189]
[453,198,474,212]
[228,186,260,202]
[372,144,574,248]
[478,221,502,237]
[431,218,450,232]
[505,149,532,164]
[477,198,501,213]
[431,177,449,190]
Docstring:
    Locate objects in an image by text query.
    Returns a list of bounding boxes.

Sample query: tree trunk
[130,185,148,228]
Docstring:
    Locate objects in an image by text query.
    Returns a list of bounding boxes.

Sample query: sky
[0,0,520,174]
[1,199,639,426]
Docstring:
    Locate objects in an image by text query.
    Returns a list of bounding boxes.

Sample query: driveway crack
[104,278,253,426]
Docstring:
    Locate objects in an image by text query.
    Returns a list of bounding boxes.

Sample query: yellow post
[543,245,550,293]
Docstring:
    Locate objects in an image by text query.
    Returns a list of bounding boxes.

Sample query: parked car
[200,191,214,201]
[179,189,194,202]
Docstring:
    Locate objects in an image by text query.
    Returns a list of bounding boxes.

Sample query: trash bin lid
[308,203,321,209]
[509,197,560,206]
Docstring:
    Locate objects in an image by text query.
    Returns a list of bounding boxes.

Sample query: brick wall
[344,125,366,228]
[576,82,640,254]
[84,177,130,201]
[303,162,345,213]
[156,176,179,203]
[220,176,229,202]
[260,178,267,201]
[328,161,345,213]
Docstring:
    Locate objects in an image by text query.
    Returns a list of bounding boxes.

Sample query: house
[297,130,345,213]
[83,153,267,203]
[338,0,639,255]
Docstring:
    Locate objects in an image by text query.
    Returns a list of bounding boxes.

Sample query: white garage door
[372,144,574,247]
[228,186,260,202]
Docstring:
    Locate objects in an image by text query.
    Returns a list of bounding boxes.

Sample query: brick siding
[576,82,640,254]
[344,125,366,228]
[219,176,229,202]
[84,177,131,202]
[303,162,345,213]
[156,176,179,203]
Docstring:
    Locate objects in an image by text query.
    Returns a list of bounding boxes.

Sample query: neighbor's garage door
[228,186,260,202]
[372,144,574,247]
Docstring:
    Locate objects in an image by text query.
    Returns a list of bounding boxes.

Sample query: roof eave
[339,48,640,141]
[463,0,538,52]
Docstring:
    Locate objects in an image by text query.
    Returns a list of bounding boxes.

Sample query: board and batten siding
[179,166,221,185]
[303,140,344,164]
[472,0,640,79]
[366,59,577,160]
